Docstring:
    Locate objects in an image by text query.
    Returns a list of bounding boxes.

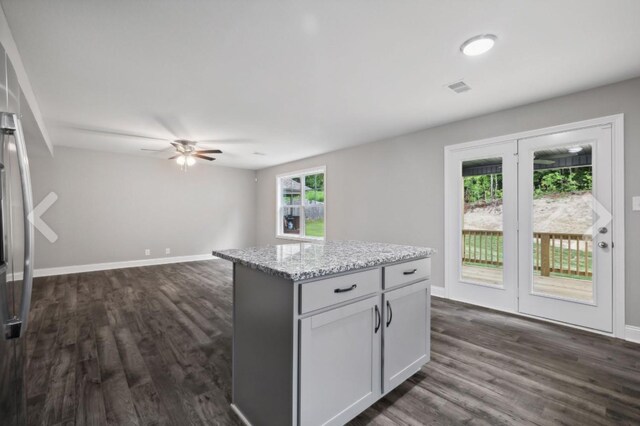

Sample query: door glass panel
[461,158,504,286]
[531,144,594,302]
[304,173,325,238]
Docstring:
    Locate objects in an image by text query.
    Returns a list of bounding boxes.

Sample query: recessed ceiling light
[460,34,497,56]
[568,146,583,154]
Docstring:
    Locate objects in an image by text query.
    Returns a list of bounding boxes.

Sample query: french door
[446,125,614,332]
[518,126,612,332]
[446,141,519,312]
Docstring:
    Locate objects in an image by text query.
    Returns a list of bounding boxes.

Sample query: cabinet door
[383,280,430,393]
[300,296,381,426]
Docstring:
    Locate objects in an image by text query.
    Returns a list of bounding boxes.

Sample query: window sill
[276,235,325,243]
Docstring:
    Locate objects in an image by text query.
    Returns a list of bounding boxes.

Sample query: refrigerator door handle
[0,163,8,326]
[1,112,34,340]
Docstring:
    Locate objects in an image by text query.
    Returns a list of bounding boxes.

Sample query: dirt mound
[464,192,593,234]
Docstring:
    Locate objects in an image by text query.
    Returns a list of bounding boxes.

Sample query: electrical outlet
[165,248,171,255]
[633,196,640,212]
[145,249,151,256]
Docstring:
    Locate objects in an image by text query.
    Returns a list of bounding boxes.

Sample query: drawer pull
[403,269,418,275]
[334,284,357,293]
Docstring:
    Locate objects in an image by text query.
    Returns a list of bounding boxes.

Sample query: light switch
[633,196,640,211]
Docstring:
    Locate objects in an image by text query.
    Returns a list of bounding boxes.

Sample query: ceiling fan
[157,139,223,168]
[534,158,556,165]
[534,151,584,165]
[63,123,250,169]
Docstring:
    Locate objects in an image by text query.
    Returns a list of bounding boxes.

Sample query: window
[277,167,326,240]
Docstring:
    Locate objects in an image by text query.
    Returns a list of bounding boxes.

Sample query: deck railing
[462,229,592,277]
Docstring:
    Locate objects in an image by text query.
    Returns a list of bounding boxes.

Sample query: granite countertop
[212,240,435,281]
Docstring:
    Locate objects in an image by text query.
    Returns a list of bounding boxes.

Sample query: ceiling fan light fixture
[186,156,196,166]
[460,34,497,56]
[568,146,583,154]
[176,155,186,166]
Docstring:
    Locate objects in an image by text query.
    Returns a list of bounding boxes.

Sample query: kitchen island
[213,240,435,426]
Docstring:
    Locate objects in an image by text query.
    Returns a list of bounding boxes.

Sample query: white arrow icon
[27,192,58,243]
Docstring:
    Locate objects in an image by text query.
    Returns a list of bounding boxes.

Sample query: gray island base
[213,241,436,426]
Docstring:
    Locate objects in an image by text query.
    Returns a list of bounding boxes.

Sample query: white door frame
[443,114,625,338]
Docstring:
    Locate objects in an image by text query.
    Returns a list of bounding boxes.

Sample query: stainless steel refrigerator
[0,44,35,426]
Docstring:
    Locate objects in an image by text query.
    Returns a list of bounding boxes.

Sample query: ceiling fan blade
[194,154,216,161]
[195,149,222,154]
[168,154,182,160]
[141,146,174,152]
[198,138,252,144]
[542,153,579,159]
[170,141,186,152]
[68,126,171,142]
[153,116,182,140]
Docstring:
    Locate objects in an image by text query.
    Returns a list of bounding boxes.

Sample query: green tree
[305,173,325,202]
[464,174,503,204]
[465,166,592,204]
[533,167,591,196]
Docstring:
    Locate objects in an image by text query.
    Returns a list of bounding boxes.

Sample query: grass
[305,219,325,238]
[463,234,503,263]
[305,190,325,203]
[282,191,325,205]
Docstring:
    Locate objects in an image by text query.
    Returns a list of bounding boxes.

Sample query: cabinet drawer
[384,258,430,289]
[300,269,381,314]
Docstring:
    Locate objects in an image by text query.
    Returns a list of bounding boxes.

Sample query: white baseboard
[431,285,445,298]
[10,254,219,280]
[626,325,640,344]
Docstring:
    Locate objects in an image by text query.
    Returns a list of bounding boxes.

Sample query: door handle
[598,241,608,249]
[374,305,381,334]
[1,112,34,340]
[403,269,417,275]
[386,300,393,327]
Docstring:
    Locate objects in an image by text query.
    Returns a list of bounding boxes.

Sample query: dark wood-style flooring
[25,260,640,425]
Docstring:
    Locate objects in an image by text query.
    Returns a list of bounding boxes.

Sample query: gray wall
[255,77,640,327]
[30,147,256,269]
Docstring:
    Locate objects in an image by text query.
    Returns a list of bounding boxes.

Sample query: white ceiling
[2,0,640,169]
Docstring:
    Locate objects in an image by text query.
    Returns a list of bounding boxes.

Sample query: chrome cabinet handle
[374,305,381,334]
[403,269,417,275]
[1,112,34,340]
[386,300,393,327]
[334,284,357,293]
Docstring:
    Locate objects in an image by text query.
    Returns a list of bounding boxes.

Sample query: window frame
[276,166,326,241]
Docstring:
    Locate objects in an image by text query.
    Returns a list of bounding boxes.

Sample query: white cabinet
[382,280,430,393]
[230,257,432,426]
[299,296,381,426]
